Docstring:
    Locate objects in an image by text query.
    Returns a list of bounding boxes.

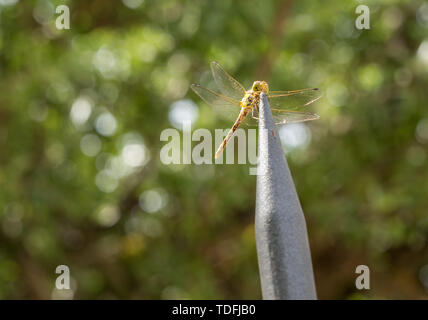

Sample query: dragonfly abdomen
[215,107,250,159]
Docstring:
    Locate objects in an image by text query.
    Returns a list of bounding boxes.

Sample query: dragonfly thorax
[240,81,269,109]
[240,92,258,109]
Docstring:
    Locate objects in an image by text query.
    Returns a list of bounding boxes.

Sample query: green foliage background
[0,0,427,299]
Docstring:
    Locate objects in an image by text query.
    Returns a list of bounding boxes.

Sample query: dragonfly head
[252,81,269,94]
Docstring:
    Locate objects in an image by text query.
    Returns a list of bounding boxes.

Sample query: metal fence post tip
[255,92,317,300]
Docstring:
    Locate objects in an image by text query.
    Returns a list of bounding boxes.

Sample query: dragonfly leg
[251,105,260,121]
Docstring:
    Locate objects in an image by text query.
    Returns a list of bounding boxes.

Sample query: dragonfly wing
[191,84,242,122]
[271,109,320,125]
[268,88,322,111]
[211,61,247,101]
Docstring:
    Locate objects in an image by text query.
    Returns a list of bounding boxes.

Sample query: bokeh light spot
[139,189,167,213]
[70,96,93,127]
[168,99,198,129]
[95,112,117,137]
[122,0,144,9]
[95,204,121,227]
[278,123,311,151]
[326,83,349,107]
[80,134,102,157]
[95,170,118,193]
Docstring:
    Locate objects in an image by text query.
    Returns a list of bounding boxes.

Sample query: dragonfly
[191,61,322,159]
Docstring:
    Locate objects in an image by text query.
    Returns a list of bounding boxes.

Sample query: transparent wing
[191,84,241,121]
[211,61,246,101]
[190,84,241,110]
[271,109,320,125]
[190,84,258,127]
[268,88,322,110]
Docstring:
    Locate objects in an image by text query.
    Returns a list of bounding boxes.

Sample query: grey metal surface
[255,93,317,300]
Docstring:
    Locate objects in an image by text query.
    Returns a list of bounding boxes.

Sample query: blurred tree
[0,0,427,299]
